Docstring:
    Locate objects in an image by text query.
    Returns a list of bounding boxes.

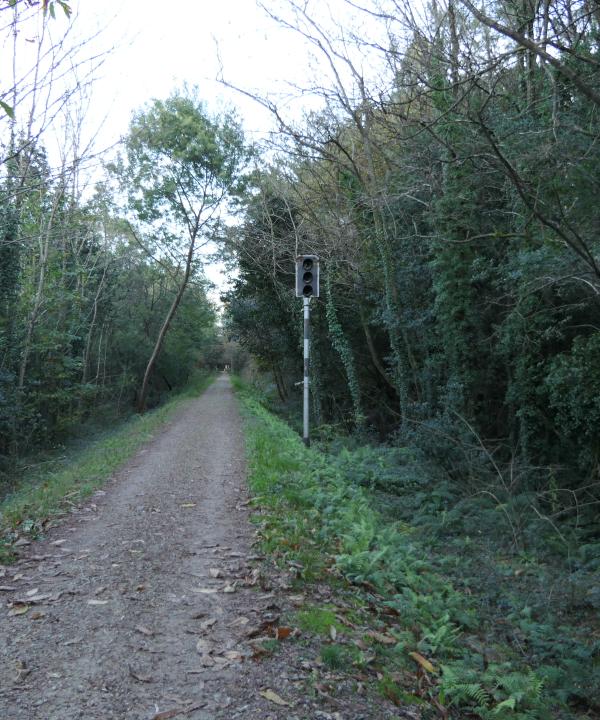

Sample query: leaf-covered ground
[3,374,593,719]
[236,381,599,720]
[0,376,400,719]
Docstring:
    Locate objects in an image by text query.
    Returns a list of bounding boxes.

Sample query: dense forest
[0,0,599,717]
[0,2,250,485]
[222,2,600,715]
[227,0,600,518]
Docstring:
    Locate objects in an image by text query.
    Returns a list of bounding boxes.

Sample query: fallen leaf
[336,613,358,629]
[276,626,293,640]
[196,638,212,656]
[150,710,181,720]
[17,593,49,604]
[128,666,153,683]
[94,586,107,596]
[247,619,277,638]
[245,568,260,585]
[200,617,217,631]
[222,583,237,593]
[223,650,244,662]
[51,539,67,546]
[13,538,30,547]
[260,689,290,706]
[409,651,436,674]
[8,604,29,616]
[30,610,46,620]
[180,503,196,508]
[366,630,396,645]
[329,625,337,641]
[192,588,218,595]
[209,568,221,578]
[150,706,203,720]
[26,588,40,597]
[230,616,250,627]
[87,599,108,606]
[249,641,269,658]
[14,660,31,682]
[135,625,154,637]
[62,637,83,646]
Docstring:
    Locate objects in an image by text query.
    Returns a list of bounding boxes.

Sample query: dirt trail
[0,376,398,720]
[0,375,252,718]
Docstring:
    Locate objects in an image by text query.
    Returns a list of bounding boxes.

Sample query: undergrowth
[0,372,214,562]
[235,377,599,719]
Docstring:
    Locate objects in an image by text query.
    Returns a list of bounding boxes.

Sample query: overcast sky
[73,1,332,152]
[3,0,386,300]
[62,0,365,298]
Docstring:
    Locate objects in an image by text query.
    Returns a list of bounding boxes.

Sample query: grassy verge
[0,372,214,562]
[234,377,597,720]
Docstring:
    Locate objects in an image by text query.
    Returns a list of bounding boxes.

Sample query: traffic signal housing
[295,255,319,298]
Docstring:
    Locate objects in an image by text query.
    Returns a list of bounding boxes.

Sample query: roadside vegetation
[0,371,214,563]
[223,4,600,717]
[1,3,598,716]
[236,378,599,719]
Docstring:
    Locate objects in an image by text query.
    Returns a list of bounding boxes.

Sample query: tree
[116,90,249,412]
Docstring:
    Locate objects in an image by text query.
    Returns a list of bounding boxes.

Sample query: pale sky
[72,0,313,299]
[74,1,311,147]
[2,0,389,300]
[74,0,342,299]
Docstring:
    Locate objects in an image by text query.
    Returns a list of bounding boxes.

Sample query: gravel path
[0,376,400,720]
[0,375,253,718]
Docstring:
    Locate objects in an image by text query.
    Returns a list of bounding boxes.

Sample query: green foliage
[238,385,597,718]
[123,90,249,225]
[320,643,355,671]
[0,372,214,554]
[325,272,364,428]
[439,664,549,720]
[545,332,600,467]
[223,0,600,533]
[296,606,342,635]
[0,89,230,490]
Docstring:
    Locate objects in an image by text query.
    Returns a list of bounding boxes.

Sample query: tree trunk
[359,305,396,391]
[82,262,108,385]
[17,188,61,390]
[137,233,197,413]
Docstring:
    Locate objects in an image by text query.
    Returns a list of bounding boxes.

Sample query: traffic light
[295,255,319,298]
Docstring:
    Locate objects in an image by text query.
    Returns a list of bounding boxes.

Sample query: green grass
[320,643,356,671]
[234,378,597,720]
[295,606,342,635]
[0,372,214,561]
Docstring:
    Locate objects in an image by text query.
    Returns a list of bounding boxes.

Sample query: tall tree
[117,90,249,412]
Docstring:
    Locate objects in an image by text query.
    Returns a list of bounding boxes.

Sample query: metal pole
[303,296,310,447]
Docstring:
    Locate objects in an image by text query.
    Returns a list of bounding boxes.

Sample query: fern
[439,664,549,720]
